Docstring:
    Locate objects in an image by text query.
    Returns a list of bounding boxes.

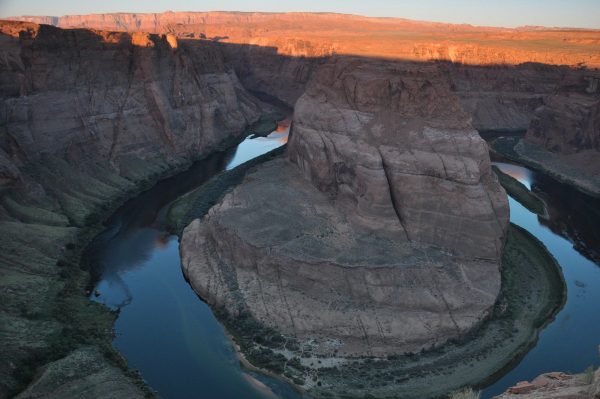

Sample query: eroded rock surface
[0,20,274,397]
[181,58,509,358]
[289,58,509,259]
[495,369,600,399]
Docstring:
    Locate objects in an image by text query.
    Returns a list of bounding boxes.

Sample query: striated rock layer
[0,20,275,398]
[181,57,509,357]
[10,12,600,68]
[0,22,270,180]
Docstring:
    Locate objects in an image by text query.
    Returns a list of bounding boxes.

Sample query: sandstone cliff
[524,77,600,183]
[14,11,599,168]
[0,20,274,398]
[181,56,509,360]
[10,12,600,68]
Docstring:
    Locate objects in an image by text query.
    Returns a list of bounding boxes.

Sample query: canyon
[0,11,598,399]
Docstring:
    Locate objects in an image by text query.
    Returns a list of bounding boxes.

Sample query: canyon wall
[0,21,273,398]
[11,12,599,160]
[0,21,275,224]
[525,73,600,159]
[10,12,600,67]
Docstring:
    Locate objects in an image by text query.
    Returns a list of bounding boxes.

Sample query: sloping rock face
[14,347,146,399]
[448,63,557,133]
[0,21,275,226]
[0,22,268,177]
[527,89,600,155]
[289,58,509,259]
[181,57,509,357]
[0,21,273,398]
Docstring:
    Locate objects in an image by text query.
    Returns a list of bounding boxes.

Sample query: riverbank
[0,114,285,397]
[175,149,566,399]
[165,145,287,234]
[492,166,547,217]
[490,137,600,198]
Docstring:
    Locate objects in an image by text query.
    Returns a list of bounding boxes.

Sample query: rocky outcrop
[495,369,600,398]
[527,94,599,154]
[289,58,509,259]
[181,57,509,359]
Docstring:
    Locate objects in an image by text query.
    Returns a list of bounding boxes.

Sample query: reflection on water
[85,120,300,399]
[483,161,600,398]
[494,162,534,189]
[226,118,290,168]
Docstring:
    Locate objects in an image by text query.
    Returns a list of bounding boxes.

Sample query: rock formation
[495,368,600,398]
[180,56,509,358]
[0,22,270,173]
[524,86,600,182]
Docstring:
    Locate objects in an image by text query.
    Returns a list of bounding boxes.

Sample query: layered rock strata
[8,13,600,157]
[10,12,600,68]
[0,21,274,397]
[181,57,509,357]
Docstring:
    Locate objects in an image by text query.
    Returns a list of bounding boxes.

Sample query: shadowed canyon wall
[9,12,600,159]
[0,20,274,398]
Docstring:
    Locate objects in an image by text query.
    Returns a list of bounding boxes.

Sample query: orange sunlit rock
[8,12,600,67]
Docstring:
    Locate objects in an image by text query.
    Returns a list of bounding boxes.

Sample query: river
[85,125,600,398]
[85,120,301,399]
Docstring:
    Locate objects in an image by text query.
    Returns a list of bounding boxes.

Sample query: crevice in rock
[377,148,410,241]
